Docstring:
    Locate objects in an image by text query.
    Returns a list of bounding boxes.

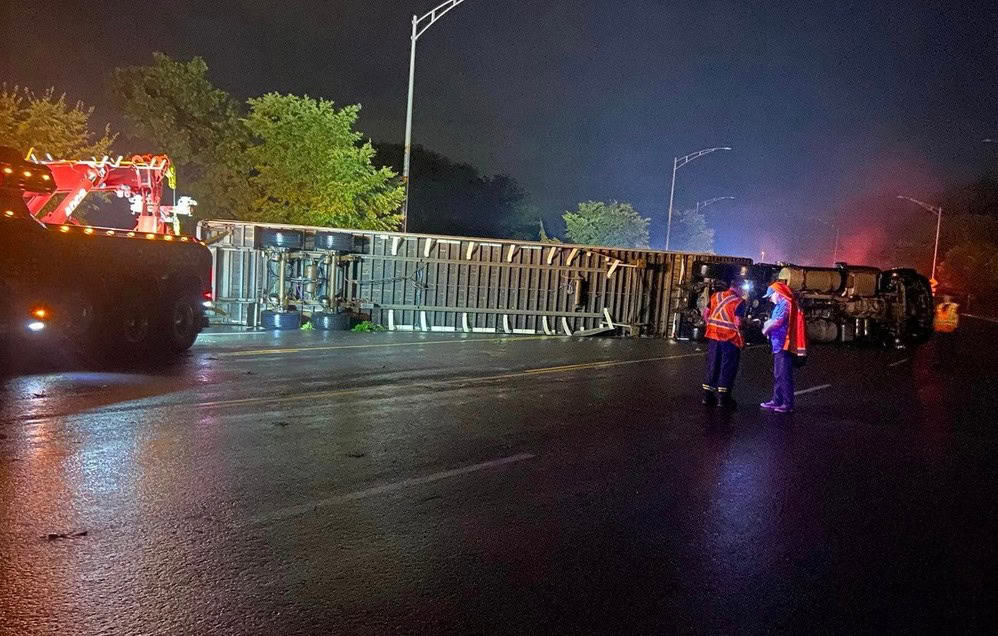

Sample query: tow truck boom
[22,153,196,234]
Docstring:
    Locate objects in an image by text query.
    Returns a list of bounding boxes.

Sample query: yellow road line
[218,335,546,357]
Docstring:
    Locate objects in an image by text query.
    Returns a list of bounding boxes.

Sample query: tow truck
[0,146,212,364]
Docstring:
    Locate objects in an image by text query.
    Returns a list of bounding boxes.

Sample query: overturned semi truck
[678,261,934,348]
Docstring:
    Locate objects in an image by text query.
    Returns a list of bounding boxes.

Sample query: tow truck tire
[311,311,351,331]
[314,232,355,252]
[105,290,154,358]
[260,310,301,330]
[256,228,304,250]
[157,290,202,353]
[0,297,10,376]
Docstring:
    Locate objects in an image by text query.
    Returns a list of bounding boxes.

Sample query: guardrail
[197,220,750,337]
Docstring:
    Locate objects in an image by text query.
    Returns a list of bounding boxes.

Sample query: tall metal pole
[665,157,677,250]
[931,205,942,282]
[833,226,840,262]
[401,15,418,233]
[897,196,944,282]
[665,146,731,250]
[399,1,471,233]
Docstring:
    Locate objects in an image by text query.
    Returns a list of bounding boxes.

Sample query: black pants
[703,339,741,394]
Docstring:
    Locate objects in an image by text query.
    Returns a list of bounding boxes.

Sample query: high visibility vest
[934,302,959,333]
[704,290,745,348]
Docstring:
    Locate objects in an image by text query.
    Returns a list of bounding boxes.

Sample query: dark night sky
[2,0,996,263]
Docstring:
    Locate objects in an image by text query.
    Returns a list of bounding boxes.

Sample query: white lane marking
[242,453,536,527]
[888,358,909,368]
[794,383,832,396]
[963,314,998,324]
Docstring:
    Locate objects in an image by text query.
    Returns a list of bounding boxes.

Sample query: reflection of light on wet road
[699,430,792,598]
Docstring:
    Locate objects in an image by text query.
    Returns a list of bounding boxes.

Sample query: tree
[938,241,998,295]
[669,208,715,253]
[562,201,650,248]
[244,93,403,229]
[373,143,534,238]
[111,53,251,218]
[0,85,115,158]
[113,55,403,229]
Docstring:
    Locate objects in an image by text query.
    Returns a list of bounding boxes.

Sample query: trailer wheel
[260,310,301,330]
[314,232,355,252]
[256,228,304,250]
[157,290,202,353]
[311,311,351,331]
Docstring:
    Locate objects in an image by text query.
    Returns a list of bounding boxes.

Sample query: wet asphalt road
[1,319,997,634]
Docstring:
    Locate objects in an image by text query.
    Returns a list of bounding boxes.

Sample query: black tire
[156,290,203,353]
[695,262,734,281]
[314,232,355,252]
[311,311,351,331]
[260,310,301,330]
[255,228,304,250]
[0,300,11,376]
[103,289,154,358]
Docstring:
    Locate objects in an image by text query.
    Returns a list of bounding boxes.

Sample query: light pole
[666,146,732,250]
[402,0,470,233]
[897,195,943,283]
[684,195,734,216]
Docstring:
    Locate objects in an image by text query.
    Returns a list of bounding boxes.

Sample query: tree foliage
[939,241,998,295]
[244,94,402,229]
[111,53,251,217]
[111,54,403,229]
[562,201,650,248]
[0,85,115,158]
[373,143,535,238]
[669,208,715,253]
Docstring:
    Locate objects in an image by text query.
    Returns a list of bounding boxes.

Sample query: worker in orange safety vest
[701,278,745,409]
[934,295,959,333]
[933,295,959,368]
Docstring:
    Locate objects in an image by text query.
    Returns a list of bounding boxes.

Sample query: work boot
[760,400,781,410]
[702,390,717,406]
[718,394,737,410]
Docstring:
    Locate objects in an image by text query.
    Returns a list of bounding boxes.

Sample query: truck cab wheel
[111,297,152,357]
[0,301,10,376]
[157,292,202,353]
[101,291,154,359]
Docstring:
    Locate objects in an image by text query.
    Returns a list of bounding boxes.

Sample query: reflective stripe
[707,318,739,329]
[705,291,744,347]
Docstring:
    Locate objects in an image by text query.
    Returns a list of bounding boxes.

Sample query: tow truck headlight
[28,321,46,332]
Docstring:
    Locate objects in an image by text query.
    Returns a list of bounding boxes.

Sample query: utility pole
[401,0,470,233]
[665,146,732,250]
[897,195,944,283]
